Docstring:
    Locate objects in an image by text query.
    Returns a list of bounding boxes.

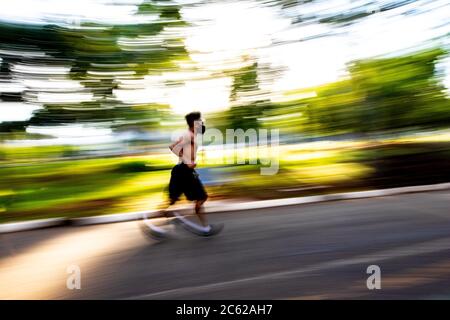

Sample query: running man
[142,112,222,238]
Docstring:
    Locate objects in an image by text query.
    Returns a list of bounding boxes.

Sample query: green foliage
[271,47,450,136]
[0,0,190,131]
[229,61,259,102]
[347,48,449,131]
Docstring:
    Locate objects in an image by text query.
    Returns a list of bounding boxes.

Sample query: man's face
[194,119,205,134]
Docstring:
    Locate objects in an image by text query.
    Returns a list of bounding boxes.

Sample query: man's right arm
[169,136,184,157]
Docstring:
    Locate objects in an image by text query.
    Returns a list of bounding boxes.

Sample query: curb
[69,210,157,226]
[1,182,449,234]
[0,218,67,234]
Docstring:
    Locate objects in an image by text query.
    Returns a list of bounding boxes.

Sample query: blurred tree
[0,0,189,133]
[227,59,261,130]
[349,48,449,132]
[297,48,450,136]
[224,56,276,131]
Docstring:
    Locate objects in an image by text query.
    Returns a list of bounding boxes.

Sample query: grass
[1,136,449,223]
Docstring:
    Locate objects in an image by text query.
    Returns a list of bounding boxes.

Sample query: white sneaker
[173,212,224,237]
[141,217,170,240]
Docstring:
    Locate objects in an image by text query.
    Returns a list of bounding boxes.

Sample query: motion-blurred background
[0,0,449,223]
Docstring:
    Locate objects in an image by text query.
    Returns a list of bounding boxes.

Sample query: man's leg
[172,168,220,235]
[155,197,176,217]
[163,163,183,216]
[192,196,224,236]
[173,198,211,234]
[194,198,207,227]
[192,170,209,227]
[141,196,178,239]
[141,166,180,238]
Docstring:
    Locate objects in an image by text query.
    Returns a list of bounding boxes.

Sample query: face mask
[194,120,205,134]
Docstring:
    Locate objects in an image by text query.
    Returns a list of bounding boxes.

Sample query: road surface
[1,190,450,299]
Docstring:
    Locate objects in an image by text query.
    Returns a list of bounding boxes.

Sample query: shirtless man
[142,112,222,238]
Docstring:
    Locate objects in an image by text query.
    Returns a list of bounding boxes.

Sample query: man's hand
[186,163,196,169]
[169,145,183,157]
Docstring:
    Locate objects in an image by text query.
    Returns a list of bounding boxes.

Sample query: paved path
[1,190,450,299]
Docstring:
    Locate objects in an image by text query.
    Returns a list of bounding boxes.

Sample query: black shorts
[168,163,208,202]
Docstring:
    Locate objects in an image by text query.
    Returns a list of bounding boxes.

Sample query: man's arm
[169,132,196,168]
[169,136,184,157]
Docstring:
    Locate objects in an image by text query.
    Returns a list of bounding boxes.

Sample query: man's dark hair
[185,111,201,128]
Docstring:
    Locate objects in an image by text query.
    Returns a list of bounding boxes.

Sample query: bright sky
[0,0,449,121]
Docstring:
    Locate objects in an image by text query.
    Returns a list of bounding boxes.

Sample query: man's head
[185,111,205,134]
[185,111,201,128]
